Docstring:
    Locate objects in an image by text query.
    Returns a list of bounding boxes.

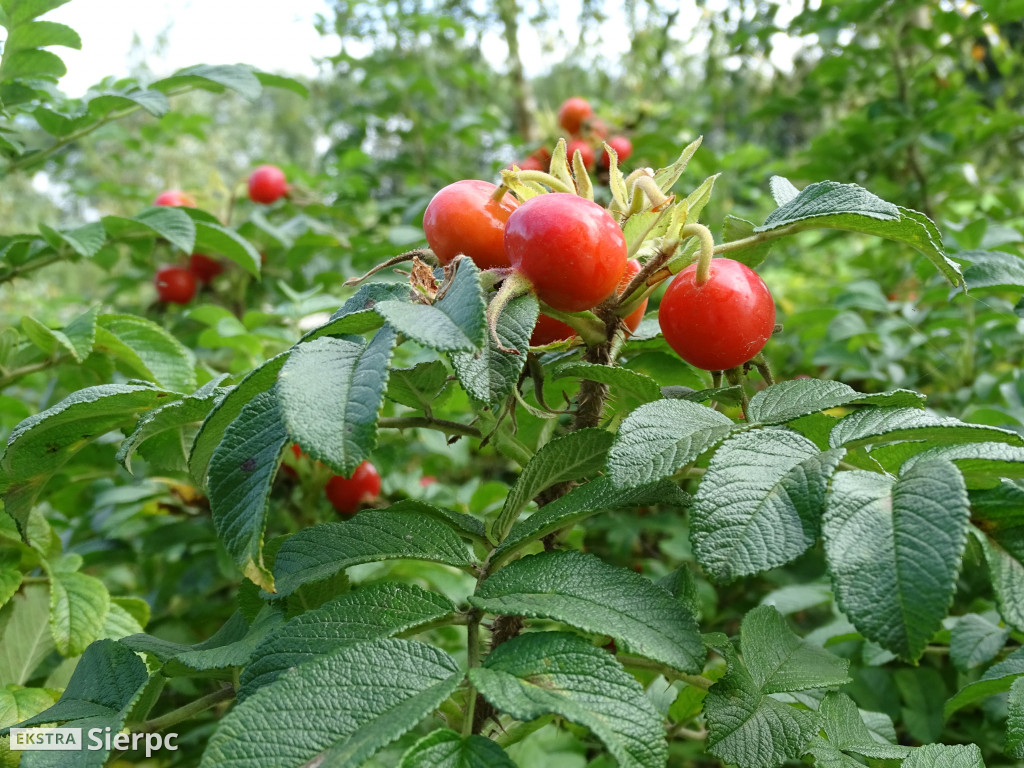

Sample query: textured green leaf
[746,378,924,425]
[3,19,80,51]
[0,686,60,730]
[945,646,1024,717]
[959,249,1024,291]
[301,282,410,344]
[721,215,774,268]
[950,613,1010,672]
[400,729,516,768]
[0,383,176,532]
[491,428,614,543]
[970,526,1024,632]
[271,506,474,597]
[607,399,734,489]
[474,550,703,672]
[208,390,288,590]
[824,462,969,661]
[189,351,289,486]
[96,313,197,392]
[451,293,535,405]
[902,744,985,768]
[691,429,844,582]
[755,179,961,286]
[278,329,395,476]
[470,632,667,768]
[829,407,1023,449]
[375,258,486,352]
[386,361,449,411]
[128,207,196,253]
[2,0,74,27]
[805,692,909,764]
[0,565,21,609]
[554,361,662,408]
[48,570,110,657]
[0,47,65,80]
[40,221,105,258]
[193,220,261,277]
[740,606,851,693]
[240,583,454,698]
[1007,677,1024,759]
[122,609,251,663]
[493,476,689,567]
[0,585,54,685]
[902,442,1024,486]
[166,607,284,675]
[86,88,170,118]
[200,638,461,768]
[153,63,263,99]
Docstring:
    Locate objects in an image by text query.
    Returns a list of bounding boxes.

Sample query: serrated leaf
[374,258,486,352]
[652,136,702,194]
[86,88,169,118]
[740,606,851,693]
[0,585,54,685]
[746,378,925,425]
[166,607,284,675]
[451,293,535,405]
[128,207,196,254]
[271,506,474,597]
[153,63,263,100]
[959,248,1024,291]
[608,399,735,489]
[254,71,309,98]
[755,180,961,287]
[493,476,689,567]
[48,570,110,657]
[0,565,22,609]
[951,613,1009,672]
[122,609,251,663]
[278,329,395,477]
[208,390,288,590]
[1007,677,1024,759]
[945,646,1024,717]
[3,20,80,52]
[400,729,516,768]
[0,383,177,532]
[691,429,844,582]
[199,638,461,768]
[971,526,1024,632]
[490,428,614,543]
[96,313,197,392]
[721,215,774,268]
[902,443,1024,486]
[0,686,60,730]
[903,744,986,768]
[830,407,1023,449]
[807,692,910,764]
[473,550,703,673]
[469,632,667,768]
[769,176,800,206]
[301,283,408,343]
[239,583,455,699]
[386,361,449,411]
[824,462,969,661]
[189,351,288,486]
[41,221,105,258]
[0,48,65,80]
[554,362,662,409]
[117,384,227,474]
[193,220,261,277]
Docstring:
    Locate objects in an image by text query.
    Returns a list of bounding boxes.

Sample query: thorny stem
[343,249,434,287]
[132,685,234,733]
[378,416,482,439]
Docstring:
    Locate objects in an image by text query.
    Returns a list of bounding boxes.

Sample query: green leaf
[691,429,844,582]
[189,351,289,486]
[721,215,774,268]
[270,506,474,597]
[902,443,1024,486]
[48,570,110,657]
[127,206,196,254]
[0,48,65,80]
[199,638,461,768]
[117,382,228,474]
[472,550,703,673]
[0,686,60,730]
[607,399,734,489]
[971,526,1024,632]
[301,282,410,344]
[0,565,21,609]
[1,0,74,26]
[451,293,535,406]
[386,361,449,411]
[153,63,263,100]
[122,609,251,663]
[254,71,309,97]
[740,606,851,693]
[829,407,1023,449]
[553,362,662,409]
[2,19,79,51]
[86,88,170,118]
[1007,677,1024,759]
[40,221,105,258]
[806,692,910,764]
[375,258,486,352]
[755,179,962,287]
[950,613,1010,672]
[959,249,1024,291]
[239,583,455,699]
[401,729,516,768]
[469,632,667,768]
[945,646,1024,717]
[490,428,614,543]
[746,378,925,425]
[95,313,197,392]
[208,390,288,591]
[0,585,54,685]
[902,744,986,768]
[20,314,87,362]
[166,607,284,675]
[193,220,261,277]
[0,383,177,533]
[278,329,395,477]
[493,476,689,567]
[824,462,969,661]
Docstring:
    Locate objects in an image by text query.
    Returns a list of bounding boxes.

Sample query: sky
[49,0,338,95]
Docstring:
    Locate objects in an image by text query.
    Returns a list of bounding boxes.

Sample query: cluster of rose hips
[288,445,382,516]
[514,96,633,173]
[151,165,289,305]
[423,172,776,370]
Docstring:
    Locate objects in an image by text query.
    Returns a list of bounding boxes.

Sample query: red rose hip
[423,179,519,270]
[154,189,196,208]
[557,97,593,135]
[325,461,382,515]
[248,165,288,204]
[154,266,196,305]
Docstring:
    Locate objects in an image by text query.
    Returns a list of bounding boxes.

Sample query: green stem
[0,252,63,286]
[511,169,574,194]
[682,223,715,285]
[463,611,482,737]
[486,272,533,353]
[712,224,798,256]
[492,714,555,747]
[0,357,65,389]
[617,655,715,689]
[378,416,482,439]
[132,686,234,733]
[537,304,606,347]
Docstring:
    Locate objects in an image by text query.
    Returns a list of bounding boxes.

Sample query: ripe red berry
[516,155,546,171]
[423,179,519,270]
[658,258,776,370]
[419,475,437,488]
[188,254,223,283]
[325,461,381,515]
[154,189,196,208]
[619,258,647,333]
[504,193,626,313]
[290,444,304,459]
[530,313,576,346]
[601,136,633,167]
[557,97,593,135]
[565,139,596,169]
[154,266,196,305]
[587,118,609,141]
[248,165,288,204]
